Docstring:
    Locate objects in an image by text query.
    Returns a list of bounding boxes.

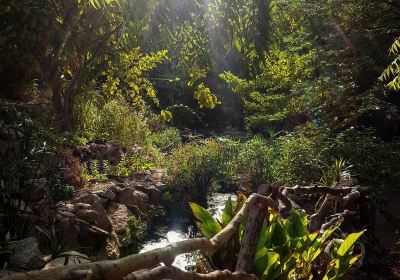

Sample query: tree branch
[125,266,257,280]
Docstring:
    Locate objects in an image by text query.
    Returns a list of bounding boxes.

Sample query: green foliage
[270,130,329,185]
[320,159,352,187]
[122,215,148,255]
[191,196,364,280]
[74,97,151,147]
[190,203,222,238]
[380,37,400,91]
[233,136,272,191]
[165,139,236,214]
[110,147,159,176]
[102,48,168,109]
[149,127,182,152]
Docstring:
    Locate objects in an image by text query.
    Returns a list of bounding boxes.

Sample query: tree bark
[126,266,257,280]
[235,185,271,273]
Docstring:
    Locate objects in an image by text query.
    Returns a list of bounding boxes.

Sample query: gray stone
[115,188,149,213]
[8,237,45,269]
[43,251,90,270]
[107,203,132,236]
[91,201,113,232]
[76,194,100,205]
[98,189,116,201]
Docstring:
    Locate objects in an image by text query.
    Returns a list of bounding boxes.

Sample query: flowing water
[139,193,234,270]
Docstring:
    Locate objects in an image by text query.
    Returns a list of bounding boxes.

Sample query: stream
[139,193,234,270]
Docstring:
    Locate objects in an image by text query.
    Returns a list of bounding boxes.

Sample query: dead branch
[235,186,271,273]
[282,185,366,196]
[125,266,257,280]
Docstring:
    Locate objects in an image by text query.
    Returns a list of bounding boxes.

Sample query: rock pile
[54,172,166,259]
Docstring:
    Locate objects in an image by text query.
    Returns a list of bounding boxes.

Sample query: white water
[139,193,234,270]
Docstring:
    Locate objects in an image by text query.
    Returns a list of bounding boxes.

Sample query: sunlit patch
[167,230,184,243]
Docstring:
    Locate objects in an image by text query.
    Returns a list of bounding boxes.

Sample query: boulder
[77,222,110,249]
[43,251,90,270]
[115,188,149,213]
[8,237,45,269]
[107,203,133,236]
[141,186,162,205]
[75,193,100,205]
[75,209,99,225]
[58,218,80,250]
[91,201,113,232]
[73,203,92,210]
[98,189,116,201]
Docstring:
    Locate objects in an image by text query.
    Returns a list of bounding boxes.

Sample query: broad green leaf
[337,231,364,257]
[190,202,222,238]
[285,210,308,238]
[221,196,233,226]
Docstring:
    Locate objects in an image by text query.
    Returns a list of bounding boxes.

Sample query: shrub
[165,139,235,215]
[73,94,151,147]
[110,145,160,176]
[233,136,272,192]
[150,127,182,152]
[270,133,328,185]
[121,216,148,255]
[334,129,400,184]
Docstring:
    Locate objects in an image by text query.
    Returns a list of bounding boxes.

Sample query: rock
[77,222,110,249]
[104,233,120,259]
[0,270,16,278]
[74,203,92,210]
[43,251,90,270]
[142,186,162,205]
[155,182,168,192]
[91,201,113,232]
[107,203,133,236]
[59,211,76,218]
[75,209,99,225]
[76,193,100,205]
[58,218,80,250]
[115,188,149,213]
[8,237,45,269]
[98,189,116,201]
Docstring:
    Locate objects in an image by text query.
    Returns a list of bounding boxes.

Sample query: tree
[1,0,159,130]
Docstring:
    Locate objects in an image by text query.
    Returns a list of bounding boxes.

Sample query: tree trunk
[235,184,271,273]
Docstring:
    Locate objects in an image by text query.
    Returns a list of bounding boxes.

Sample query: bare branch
[125,266,257,280]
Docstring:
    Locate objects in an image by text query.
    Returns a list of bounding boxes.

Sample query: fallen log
[126,266,257,280]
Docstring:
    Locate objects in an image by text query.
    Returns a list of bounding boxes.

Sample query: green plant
[150,127,182,152]
[234,136,272,192]
[166,139,236,215]
[35,226,64,260]
[321,158,352,187]
[111,147,159,176]
[191,196,364,280]
[122,216,148,255]
[380,37,400,91]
